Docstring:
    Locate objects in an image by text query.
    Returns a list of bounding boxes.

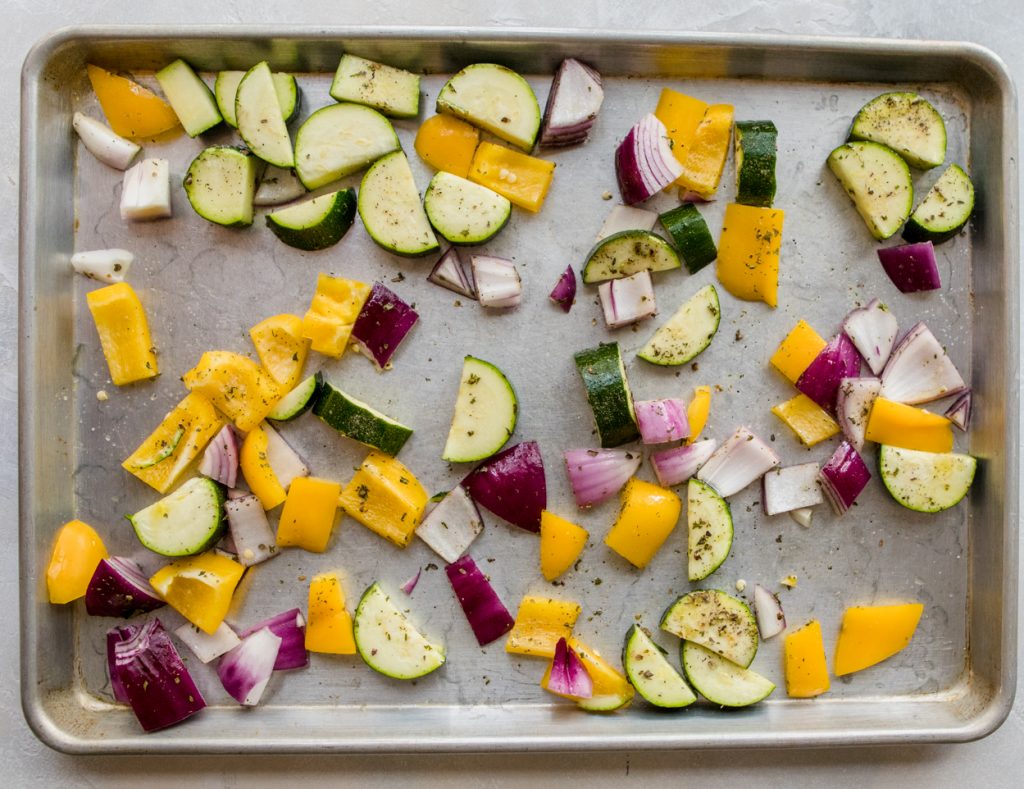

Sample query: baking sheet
[19,28,1018,752]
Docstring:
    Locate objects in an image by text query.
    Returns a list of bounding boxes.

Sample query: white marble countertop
[4,1,1021,785]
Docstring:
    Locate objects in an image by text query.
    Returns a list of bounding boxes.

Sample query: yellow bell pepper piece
[505,595,582,657]
[149,552,245,634]
[539,510,588,581]
[183,350,282,433]
[46,520,108,604]
[676,104,734,198]
[239,423,286,510]
[784,619,831,698]
[305,572,356,654]
[277,476,341,553]
[87,64,180,139]
[717,203,785,308]
[541,636,635,704]
[414,114,481,179]
[655,88,709,170]
[122,393,224,493]
[468,141,555,213]
[864,398,953,453]
[834,603,924,676]
[772,393,841,447]
[604,478,682,569]
[85,283,159,386]
[685,385,712,444]
[338,451,428,548]
[300,273,371,358]
[250,314,310,391]
[770,320,827,383]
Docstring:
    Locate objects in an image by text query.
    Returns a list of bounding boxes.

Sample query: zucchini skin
[659,204,717,274]
[574,343,639,448]
[734,120,778,207]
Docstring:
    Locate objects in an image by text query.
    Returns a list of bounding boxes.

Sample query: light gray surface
[4,1,1022,786]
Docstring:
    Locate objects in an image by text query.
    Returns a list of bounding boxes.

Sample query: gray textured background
[5,1,1022,785]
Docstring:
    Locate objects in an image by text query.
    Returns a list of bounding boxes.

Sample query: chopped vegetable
[445,555,515,646]
[762,463,823,516]
[604,477,682,569]
[634,398,689,444]
[716,203,785,307]
[790,507,814,528]
[300,273,373,358]
[784,620,830,698]
[818,441,871,515]
[654,88,709,171]
[85,282,159,386]
[461,440,546,533]
[770,319,827,384]
[753,584,786,639]
[71,248,133,283]
[879,446,976,512]
[250,314,310,391]
[46,520,108,604]
[400,571,421,595]
[573,342,640,448]
[563,447,641,507]
[771,393,841,446]
[350,282,420,370]
[86,64,180,139]
[734,120,778,207]
[549,265,577,312]
[658,203,717,273]
[945,390,973,431]
[697,426,780,498]
[239,424,286,510]
[241,609,308,671]
[849,92,946,170]
[442,355,517,463]
[687,478,733,581]
[538,58,604,148]
[329,54,420,118]
[539,510,588,581]
[598,270,657,329]
[682,641,775,708]
[880,322,966,405]
[842,298,898,376]
[276,477,341,553]
[416,485,484,563]
[582,229,681,284]
[546,637,635,712]
[436,63,540,151]
[183,351,283,433]
[128,476,225,557]
[218,627,281,706]
[902,163,974,243]
[544,637,593,699]
[107,624,138,703]
[149,551,245,634]
[505,595,582,657]
[649,439,717,487]
[469,141,555,212]
[685,385,712,443]
[198,423,239,489]
[877,241,941,292]
[471,255,522,308]
[428,248,477,299]
[85,557,165,618]
[353,582,446,679]
[414,114,481,178]
[313,382,413,456]
[675,104,735,199]
[339,451,429,547]
[660,589,758,667]
[615,113,683,205]
[306,572,356,654]
[827,141,913,240]
[121,157,172,220]
[595,204,659,240]
[864,397,953,453]
[836,377,882,451]
[795,332,861,411]
[622,625,697,709]
[174,621,241,664]
[834,603,923,676]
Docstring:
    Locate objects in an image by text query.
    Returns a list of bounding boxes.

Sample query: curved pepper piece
[250,313,309,391]
[239,424,286,510]
[87,64,180,139]
[149,552,245,634]
[183,350,282,433]
[47,520,109,604]
[414,114,480,178]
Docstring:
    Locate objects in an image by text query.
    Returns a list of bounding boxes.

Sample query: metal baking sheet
[19,27,1018,753]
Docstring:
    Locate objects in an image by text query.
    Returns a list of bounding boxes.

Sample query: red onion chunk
[819,441,871,515]
[836,377,881,452]
[428,247,477,299]
[539,58,604,148]
[416,484,485,563]
[842,298,898,376]
[445,555,515,646]
[563,447,642,507]
[472,255,522,308]
[461,441,546,532]
[113,619,206,731]
[945,390,973,431]
[753,585,786,640]
[351,281,420,370]
[615,114,683,205]
[199,424,238,488]
[107,624,141,703]
[598,270,657,329]
[218,627,282,706]
[796,332,861,411]
[86,557,166,618]
[225,494,278,567]
[880,322,966,405]
[649,439,718,487]
[762,463,823,516]
[634,398,690,444]
[549,265,577,312]
[877,241,941,293]
[697,426,780,498]
[547,637,594,698]
[596,205,659,241]
[400,569,422,595]
[241,609,307,671]
[174,621,241,664]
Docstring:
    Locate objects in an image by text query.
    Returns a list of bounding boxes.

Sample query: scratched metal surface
[19,29,1018,752]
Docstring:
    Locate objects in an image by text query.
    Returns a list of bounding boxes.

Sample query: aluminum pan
[19,27,1018,753]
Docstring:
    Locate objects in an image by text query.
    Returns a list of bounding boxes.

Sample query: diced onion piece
[224,494,278,567]
[842,298,898,376]
[262,422,309,489]
[836,377,881,452]
[416,485,484,563]
[71,248,134,283]
[945,390,973,431]
[240,609,308,671]
[796,333,861,411]
[539,58,604,148]
[877,241,941,293]
[615,114,684,205]
[634,398,690,444]
[174,621,241,664]
[762,463,823,516]
[85,556,166,618]
[697,426,780,498]
[563,447,642,507]
[461,441,547,532]
[445,554,515,646]
[73,112,142,170]
[753,585,786,640]
[598,270,656,329]
[400,569,422,595]
[649,439,718,487]
[819,441,871,515]
[789,507,814,528]
[471,255,522,308]
[120,158,172,221]
[428,247,477,299]
[217,627,282,706]
[546,636,594,698]
[880,322,966,405]
[351,281,420,370]
[107,624,140,703]
[549,265,577,312]
[199,424,239,489]
[595,204,659,241]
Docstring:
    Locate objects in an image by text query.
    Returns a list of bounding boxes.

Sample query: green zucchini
[827,141,914,240]
[902,163,974,244]
[329,54,421,119]
[266,189,357,251]
[293,103,400,191]
[573,342,639,448]
[215,70,298,128]
[354,583,445,679]
[423,171,511,245]
[155,59,222,137]
[660,589,758,668]
[183,146,258,228]
[734,120,778,207]
[582,229,682,284]
[235,62,294,168]
[658,204,717,273]
[268,372,323,422]
[879,445,977,513]
[312,380,413,456]
[442,356,517,463]
[128,477,225,557]
[849,91,946,170]
[681,641,775,707]
[436,63,541,151]
[622,625,697,709]
[687,479,733,582]
[358,151,439,257]
[637,283,720,366]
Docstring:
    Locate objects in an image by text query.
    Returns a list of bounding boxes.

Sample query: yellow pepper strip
[604,478,682,569]
[770,320,827,384]
[305,572,356,654]
[87,64,180,139]
[250,314,310,391]
[864,398,953,453]
[46,520,108,604]
[676,104,734,198]
[239,423,286,510]
[149,552,245,634]
[716,202,785,308]
[506,595,582,658]
[414,114,481,179]
[772,393,841,447]
[834,603,923,676]
[277,476,341,553]
[541,636,634,705]
[468,141,555,213]
[654,88,709,170]
[183,350,283,433]
[338,451,428,548]
[122,392,223,493]
[539,510,588,582]
[300,273,372,358]
[685,385,712,444]
[85,283,159,386]
[784,620,831,698]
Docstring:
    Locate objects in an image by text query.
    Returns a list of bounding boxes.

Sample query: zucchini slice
[687,478,733,582]
[354,582,445,679]
[573,342,640,448]
[902,163,974,244]
[235,62,295,168]
[660,589,758,668]
[424,171,512,246]
[312,380,413,456]
[849,91,946,170]
[358,151,439,257]
[268,372,323,422]
[827,141,914,240]
[183,146,259,228]
[329,54,421,119]
[266,189,357,251]
[582,230,682,284]
[637,283,720,367]
[682,641,775,707]
[734,120,778,207]
[658,204,717,274]
[442,356,517,463]
[254,165,306,207]
[622,625,697,709]
[293,103,400,191]
[129,477,225,557]
[879,445,977,513]
[215,70,298,128]
[155,59,222,137]
[436,63,541,151]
